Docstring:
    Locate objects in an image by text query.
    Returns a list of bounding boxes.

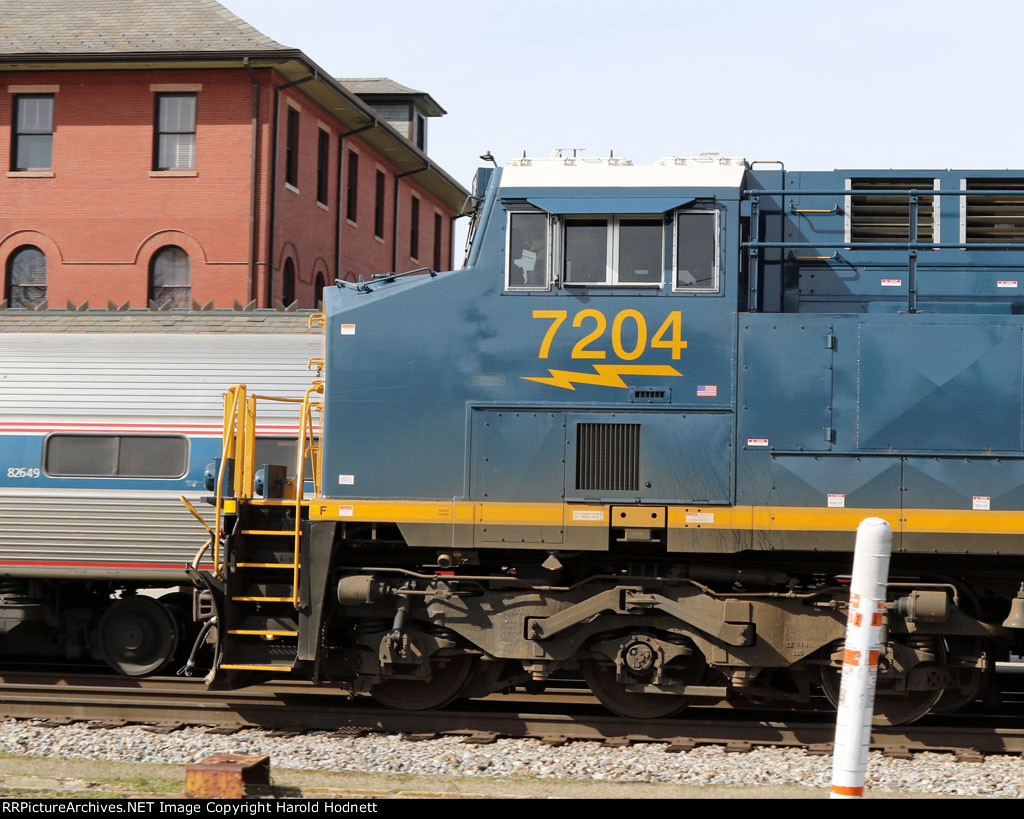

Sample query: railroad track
[1,671,1023,759]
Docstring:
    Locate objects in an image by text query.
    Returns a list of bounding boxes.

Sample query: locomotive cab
[202,155,1024,725]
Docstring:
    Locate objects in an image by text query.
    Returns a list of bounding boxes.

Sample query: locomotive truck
[196,154,1024,724]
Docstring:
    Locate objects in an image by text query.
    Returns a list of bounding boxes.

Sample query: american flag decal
[697,384,717,397]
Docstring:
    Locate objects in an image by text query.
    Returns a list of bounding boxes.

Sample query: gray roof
[338,77,446,117]
[338,77,424,96]
[0,310,320,333]
[0,0,292,56]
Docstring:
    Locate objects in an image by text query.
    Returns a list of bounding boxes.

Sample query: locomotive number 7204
[532,309,687,361]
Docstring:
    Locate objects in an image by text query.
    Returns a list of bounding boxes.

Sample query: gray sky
[221,0,1024,206]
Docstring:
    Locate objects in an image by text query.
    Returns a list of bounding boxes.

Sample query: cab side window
[507,212,549,289]
[674,211,718,291]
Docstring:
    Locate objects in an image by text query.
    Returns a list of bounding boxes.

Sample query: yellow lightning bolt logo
[522,364,683,391]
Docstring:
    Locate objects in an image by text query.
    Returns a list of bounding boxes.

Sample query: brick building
[0,0,468,310]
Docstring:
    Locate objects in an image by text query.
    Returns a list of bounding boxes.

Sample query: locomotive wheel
[819,638,946,726]
[96,596,181,677]
[370,655,475,711]
[931,638,989,714]
[581,658,695,720]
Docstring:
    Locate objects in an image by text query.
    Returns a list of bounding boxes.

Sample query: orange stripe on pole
[850,613,863,627]
[868,650,879,668]
[850,593,861,609]
[831,785,864,797]
[871,612,883,626]
[843,649,861,666]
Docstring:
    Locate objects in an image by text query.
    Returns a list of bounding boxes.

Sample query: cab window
[674,211,718,291]
[506,212,549,289]
[563,216,664,287]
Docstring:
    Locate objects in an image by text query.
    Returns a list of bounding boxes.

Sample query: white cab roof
[500,155,749,189]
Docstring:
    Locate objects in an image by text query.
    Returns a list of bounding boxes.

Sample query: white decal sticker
[338,474,355,485]
[340,324,356,335]
[685,512,714,524]
[973,496,991,511]
[881,279,902,287]
[828,493,846,508]
[998,281,1019,288]
[747,438,769,447]
[338,505,354,517]
[572,510,604,521]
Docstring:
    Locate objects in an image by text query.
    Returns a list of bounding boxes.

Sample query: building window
[433,213,443,271]
[45,434,188,479]
[374,171,386,238]
[415,113,426,152]
[346,151,359,222]
[149,246,190,307]
[317,129,330,205]
[5,245,47,308]
[285,108,300,188]
[282,258,296,306]
[154,93,196,171]
[12,95,54,171]
[507,212,549,289]
[410,195,420,259]
[674,211,719,291]
[314,272,326,307]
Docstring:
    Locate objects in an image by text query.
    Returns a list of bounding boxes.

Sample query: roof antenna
[610,149,614,158]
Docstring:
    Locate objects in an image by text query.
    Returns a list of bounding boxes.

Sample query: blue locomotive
[206,154,1024,724]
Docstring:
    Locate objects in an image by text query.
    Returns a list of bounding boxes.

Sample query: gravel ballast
[0,719,1017,798]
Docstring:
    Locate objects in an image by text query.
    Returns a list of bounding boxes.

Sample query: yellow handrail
[292,381,324,609]
[214,385,245,579]
[212,382,323,606]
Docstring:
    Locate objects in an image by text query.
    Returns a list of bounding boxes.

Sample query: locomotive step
[235,562,298,569]
[219,663,295,672]
[226,629,299,637]
[231,582,294,598]
[240,529,298,536]
[230,546,297,563]
[230,615,299,633]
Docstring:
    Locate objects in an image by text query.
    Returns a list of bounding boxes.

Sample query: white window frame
[561,214,665,288]
[671,209,720,293]
[505,210,552,291]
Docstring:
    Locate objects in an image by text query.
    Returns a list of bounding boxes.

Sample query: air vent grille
[965,179,1024,244]
[575,423,640,492]
[850,179,935,243]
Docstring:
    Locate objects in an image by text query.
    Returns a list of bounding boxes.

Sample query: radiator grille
[964,179,1024,244]
[575,423,640,492]
[850,179,935,243]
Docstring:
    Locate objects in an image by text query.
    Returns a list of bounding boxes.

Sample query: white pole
[829,517,892,799]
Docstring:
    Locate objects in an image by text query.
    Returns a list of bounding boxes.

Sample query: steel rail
[0,673,1023,757]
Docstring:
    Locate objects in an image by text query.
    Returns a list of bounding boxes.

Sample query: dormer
[337,77,445,153]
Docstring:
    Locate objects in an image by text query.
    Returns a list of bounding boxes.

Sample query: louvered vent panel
[575,423,640,492]
[965,179,1024,244]
[850,179,935,243]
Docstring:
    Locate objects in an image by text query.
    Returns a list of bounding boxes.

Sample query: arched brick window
[282,258,296,306]
[314,272,325,308]
[149,246,190,307]
[6,245,46,308]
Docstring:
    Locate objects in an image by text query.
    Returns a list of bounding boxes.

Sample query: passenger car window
[45,435,188,478]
